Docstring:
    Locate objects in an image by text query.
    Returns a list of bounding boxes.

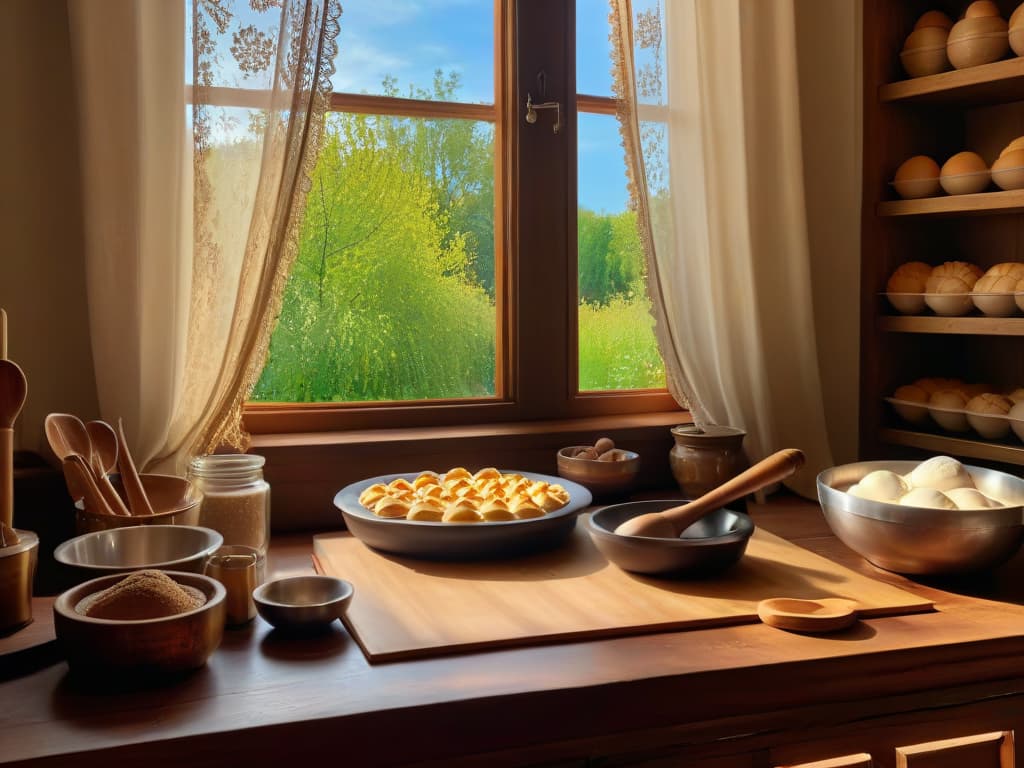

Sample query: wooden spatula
[116,418,154,516]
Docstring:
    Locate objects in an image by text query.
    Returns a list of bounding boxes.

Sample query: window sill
[251,410,690,531]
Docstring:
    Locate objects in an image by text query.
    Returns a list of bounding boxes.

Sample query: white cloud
[332,39,411,93]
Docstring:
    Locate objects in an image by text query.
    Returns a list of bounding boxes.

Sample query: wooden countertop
[5,494,1024,767]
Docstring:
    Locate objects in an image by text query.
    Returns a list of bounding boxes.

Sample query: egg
[916,10,955,29]
[966,392,1014,439]
[939,152,990,195]
[1011,2,1024,54]
[925,260,983,316]
[972,262,1024,315]
[901,26,951,77]
[991,149,1024,191]
[893,155,941,199]
[947,15,1010,69]
[1000,136,1024,157]
[928,389,971,432]
[965,0,1001,18]
[886,261,932,313]
[892,384,930,424]
[909,455,975,491]
[946,488,997,509]
[900,487,957,510]
[1010,400,1024,442]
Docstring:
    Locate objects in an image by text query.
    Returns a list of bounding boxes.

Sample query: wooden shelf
[878,189,1024,217]
[880,428,1024,465]
[879,316,1024,335]
[879,58,1024,107]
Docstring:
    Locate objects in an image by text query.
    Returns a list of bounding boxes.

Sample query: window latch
[525,93,561,134]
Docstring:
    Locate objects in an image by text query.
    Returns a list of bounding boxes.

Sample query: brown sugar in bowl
[53,571,226,674]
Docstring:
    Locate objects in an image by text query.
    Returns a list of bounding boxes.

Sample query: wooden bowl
[53,571,226,674]
[556,447,640,501]
[76,473,202,534]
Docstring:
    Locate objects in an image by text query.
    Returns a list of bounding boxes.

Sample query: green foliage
[252,71,664,403]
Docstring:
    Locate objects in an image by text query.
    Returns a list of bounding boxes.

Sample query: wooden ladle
[116,418,153,516]
[0,359,28,529]
[46,413,130,516]
[613,448,806,538]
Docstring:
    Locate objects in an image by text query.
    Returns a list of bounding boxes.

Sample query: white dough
[850,470,908,502]
[908,456,974,492]
[899,487,957,510]
[945,488,995,509]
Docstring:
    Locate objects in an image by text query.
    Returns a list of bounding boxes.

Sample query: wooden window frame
[242,0,680,437]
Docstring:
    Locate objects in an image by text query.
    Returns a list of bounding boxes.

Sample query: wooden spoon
[85,420,131,516]
[613,448,806,538]
[757,597,859,633]
[46,413,130,517]
[1,308,7,360]
[0,360,28,529]
[61,453,116,517]
[116,418,154,516]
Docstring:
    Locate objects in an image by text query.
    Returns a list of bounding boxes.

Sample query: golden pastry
[358,483,390,508]
[479,498,515,522]
[407,499,444,522]
[443,500,482,523]
[373,495,411,519]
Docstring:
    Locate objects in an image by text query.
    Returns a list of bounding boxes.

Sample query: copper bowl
[75,473,202,534]
[0,530,38,632]
[556,446,640,500]
[53,571,226,674]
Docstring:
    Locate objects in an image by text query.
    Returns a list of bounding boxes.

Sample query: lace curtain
[68,0,340,472]
[609,0,835,497]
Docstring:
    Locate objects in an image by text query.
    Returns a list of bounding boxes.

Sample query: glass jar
[669,425,748,500]
[187,454,270,556]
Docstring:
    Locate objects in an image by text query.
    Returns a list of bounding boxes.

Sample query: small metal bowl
[53,571,226,674]
[817,461,1024,575]
[557,446,640,500]
[54,525,224,579]
[253,576,354,629]
[589,501,754,576]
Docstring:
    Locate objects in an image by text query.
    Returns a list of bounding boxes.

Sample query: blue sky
[330,0,629,214]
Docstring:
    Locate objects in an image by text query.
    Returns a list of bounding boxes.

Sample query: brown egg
[947,16,1010,68]
[966,393,1013,439]
[991,149,1024,190]
[893,384,930,424]
[894,155,941,198]
[916,10,954,29]
[973,262,1024,315]
[965,0,1001,18]
[1012,3,1024,54]
[929,390,970,432]
[886,261,932,313]
[1000,136,1024,157]
[901,27,951,76]
[940,152,990,195]
[1012,1,1024,27]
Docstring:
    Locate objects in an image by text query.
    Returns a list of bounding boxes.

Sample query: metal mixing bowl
[253,575,354,629]
[54,525,224,579]
[589,502,753,576]
[817,461,1024,575]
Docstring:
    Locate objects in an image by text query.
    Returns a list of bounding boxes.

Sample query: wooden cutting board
[313,517,933,662]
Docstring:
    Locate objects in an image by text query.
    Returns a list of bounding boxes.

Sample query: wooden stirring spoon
[116,418,154,516]
[85,420,131,515]
[61,453,116,517]
[46,413,129,516]
[614,448,806,538]
[0,360,28,529]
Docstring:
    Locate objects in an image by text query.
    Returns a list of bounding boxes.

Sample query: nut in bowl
[556,439,639,500]
[817,459,1024,575]
[53,570,226,675]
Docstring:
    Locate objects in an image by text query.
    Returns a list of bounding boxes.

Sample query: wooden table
[5,495,1024,767]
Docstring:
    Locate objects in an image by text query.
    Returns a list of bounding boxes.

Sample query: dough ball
[926,261,983,294]
[900,487,957,510]
[850,470,909,502]
[909,455,975,492]
[946,488,996,509]
[966,392,1013,415]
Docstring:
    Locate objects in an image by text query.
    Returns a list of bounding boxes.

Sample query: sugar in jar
[188,454,270,556]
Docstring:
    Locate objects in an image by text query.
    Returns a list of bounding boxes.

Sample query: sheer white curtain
[68,0,340,473]
[611,0,839,497]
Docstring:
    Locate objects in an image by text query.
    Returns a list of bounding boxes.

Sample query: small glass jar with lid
[187,454,270,556]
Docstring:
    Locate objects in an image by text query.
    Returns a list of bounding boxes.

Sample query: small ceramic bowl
[253,575,353,629]
[53,571,226,674]
[589,502,753,577]
[54,525,223,579]
[556,447,640,500]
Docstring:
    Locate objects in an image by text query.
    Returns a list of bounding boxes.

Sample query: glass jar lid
[189,454,266,481]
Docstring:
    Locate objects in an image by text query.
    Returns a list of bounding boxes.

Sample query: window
[245,0,675,434]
